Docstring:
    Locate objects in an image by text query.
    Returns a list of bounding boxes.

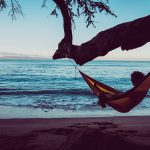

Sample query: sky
[0,0,150,60]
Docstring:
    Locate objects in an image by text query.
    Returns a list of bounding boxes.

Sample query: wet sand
[0,116,150,150]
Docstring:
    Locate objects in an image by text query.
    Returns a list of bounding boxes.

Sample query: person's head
[131,71,145,86]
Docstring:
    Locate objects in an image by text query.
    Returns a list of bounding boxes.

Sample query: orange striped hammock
[79,71,150,113]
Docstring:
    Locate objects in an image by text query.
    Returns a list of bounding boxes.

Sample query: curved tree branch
[53,15,150,65]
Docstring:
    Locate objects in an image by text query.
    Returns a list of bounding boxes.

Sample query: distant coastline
[0,52,150,61]
[0,57,150,62]
[0,57,50,60]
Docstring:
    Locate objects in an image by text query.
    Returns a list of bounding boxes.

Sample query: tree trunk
[53,1,150,65]
[53,0,72,44]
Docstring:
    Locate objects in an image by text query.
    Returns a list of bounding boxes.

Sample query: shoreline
[1,104,150,149]
[0,105,150,119]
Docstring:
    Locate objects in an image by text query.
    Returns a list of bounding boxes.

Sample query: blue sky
[0,0,150,60]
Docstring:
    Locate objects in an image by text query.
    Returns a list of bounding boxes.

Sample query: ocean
[0,59,150,118]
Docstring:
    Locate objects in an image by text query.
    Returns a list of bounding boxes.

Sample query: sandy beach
[0,116,150,150]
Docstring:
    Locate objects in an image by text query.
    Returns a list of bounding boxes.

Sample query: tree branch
[0,0,23,20]
[8,0,23,20]
[53,0,72,44]
[0,0,7,10]
[52,0,117,60]
[53,15,150,65]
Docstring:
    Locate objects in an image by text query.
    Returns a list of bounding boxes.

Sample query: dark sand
[0,116,150,150]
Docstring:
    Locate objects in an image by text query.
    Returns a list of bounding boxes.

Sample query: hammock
[79,71,150,113]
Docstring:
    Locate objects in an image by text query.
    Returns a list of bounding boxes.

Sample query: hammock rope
[69,58,81,79]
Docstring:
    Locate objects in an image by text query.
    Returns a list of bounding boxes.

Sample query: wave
[0,89,94,96]
[0,88,18,91]
[0,89,149,99]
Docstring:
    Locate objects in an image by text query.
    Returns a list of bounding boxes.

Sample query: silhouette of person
[131,71,145,86]
[97,71,145,108]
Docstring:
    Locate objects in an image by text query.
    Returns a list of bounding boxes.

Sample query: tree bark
[53,1,150,65]
[53,0,72,44]
[71,15,150,65]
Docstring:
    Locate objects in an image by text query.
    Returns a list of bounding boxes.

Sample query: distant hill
[0,52,50,60]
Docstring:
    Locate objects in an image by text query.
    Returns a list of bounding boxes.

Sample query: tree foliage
[0,0,23,20]
[0,0,7,10]
[0,0,116,27]
[44,0,116,27]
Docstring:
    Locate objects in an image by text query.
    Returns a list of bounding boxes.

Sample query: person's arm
[97,92,124,108]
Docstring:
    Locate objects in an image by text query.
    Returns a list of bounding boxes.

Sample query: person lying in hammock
[97,71,145,108]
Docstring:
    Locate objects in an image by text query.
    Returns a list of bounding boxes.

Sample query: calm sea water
[0,59,150,117]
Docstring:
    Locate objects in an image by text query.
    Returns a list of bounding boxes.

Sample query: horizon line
[0,57,150,62]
